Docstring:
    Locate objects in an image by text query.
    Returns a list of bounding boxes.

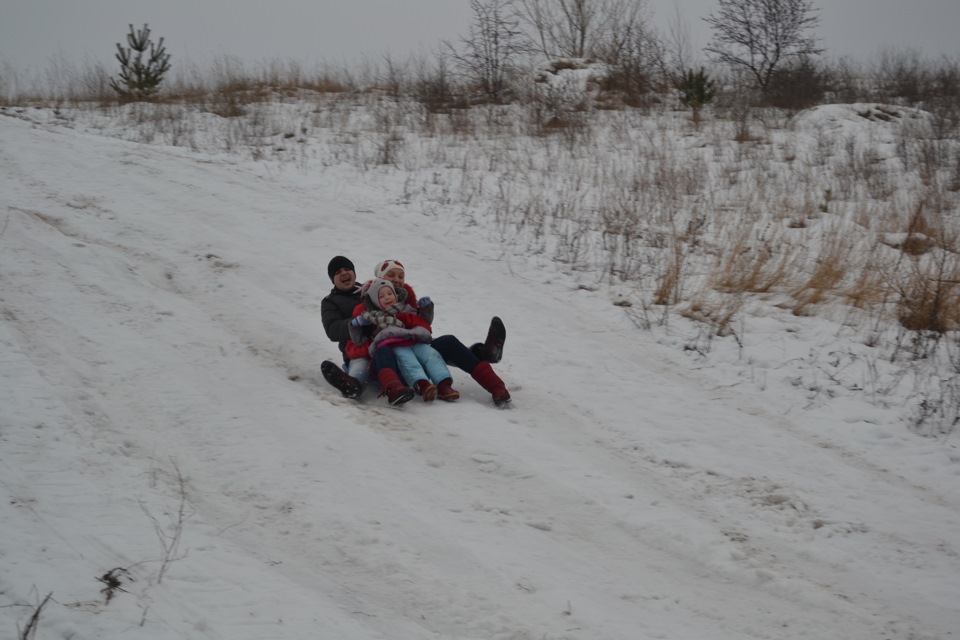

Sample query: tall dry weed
[844,245,891,311]
[653,243,686,306]
[711,225,796,295]
[895,250,960,333]
[792,227,854,314]
[680,292,744,339]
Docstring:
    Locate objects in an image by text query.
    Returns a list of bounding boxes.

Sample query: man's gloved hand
[417,296,432,307]
[351,316,371,327]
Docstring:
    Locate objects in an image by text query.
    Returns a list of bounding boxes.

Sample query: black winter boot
[470,317,505,363]
[321,360,363,400]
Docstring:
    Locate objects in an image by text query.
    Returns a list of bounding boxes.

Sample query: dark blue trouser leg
[430,335,481,374]
[372,347,405,384]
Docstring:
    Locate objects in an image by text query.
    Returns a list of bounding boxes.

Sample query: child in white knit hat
[347,278,459,402]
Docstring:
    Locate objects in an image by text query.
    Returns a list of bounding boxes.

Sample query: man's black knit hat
[327,255,355,281]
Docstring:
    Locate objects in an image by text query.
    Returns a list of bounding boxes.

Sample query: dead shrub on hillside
[880,202,957,258]
[653,242,687,306]
[898,331,960,438]
[597,198,647,280]
[412,54,469,118]
[894,250,960,334]
[711,225,797,295]
[843,245,890,312]
[763,56,826,111]
[874,48,929,104]
[680,291,745,341]
[876,203,960,334]
[792,227,854,315]
[906,373,960,437]
[711,72,763,143]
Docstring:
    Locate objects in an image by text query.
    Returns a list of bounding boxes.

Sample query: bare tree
[591,0,653,66]
[448,0,525,104]
[517,0,649,63]
[664,4,695,83]
[412,51,463,114]
[704,0,822,91]
[518,0,590,58]
[600,14,664,105]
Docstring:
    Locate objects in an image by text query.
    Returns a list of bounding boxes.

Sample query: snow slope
[1,112,959,639]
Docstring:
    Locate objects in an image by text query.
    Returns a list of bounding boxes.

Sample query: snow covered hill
[1,112,958,639]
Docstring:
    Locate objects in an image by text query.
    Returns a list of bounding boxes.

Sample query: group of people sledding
[320,256,511,407]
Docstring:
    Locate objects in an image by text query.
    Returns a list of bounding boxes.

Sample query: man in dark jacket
[320,256,414,405]
[321,255,363,357]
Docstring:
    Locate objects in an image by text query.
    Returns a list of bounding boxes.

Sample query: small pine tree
[677,67,716,127]
[110,23,171,102]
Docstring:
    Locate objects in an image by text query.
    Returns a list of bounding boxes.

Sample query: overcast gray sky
[2,0,959,74]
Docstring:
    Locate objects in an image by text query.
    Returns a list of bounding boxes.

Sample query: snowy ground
[1,111,959,640]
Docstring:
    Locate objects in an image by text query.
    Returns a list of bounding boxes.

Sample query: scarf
[360,302,407,330]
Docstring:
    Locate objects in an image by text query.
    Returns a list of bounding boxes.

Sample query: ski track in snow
[2,114,958,639]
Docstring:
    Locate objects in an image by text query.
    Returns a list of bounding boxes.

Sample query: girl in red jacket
[372,259,511,407]
[348,278,459,402]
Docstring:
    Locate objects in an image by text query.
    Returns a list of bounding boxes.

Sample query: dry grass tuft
[711,227,796,296]
[792,229,853,315]
[653,245,684,306]
[895,253,960,332]
[680,294,743,337]
[844,248,891,310]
